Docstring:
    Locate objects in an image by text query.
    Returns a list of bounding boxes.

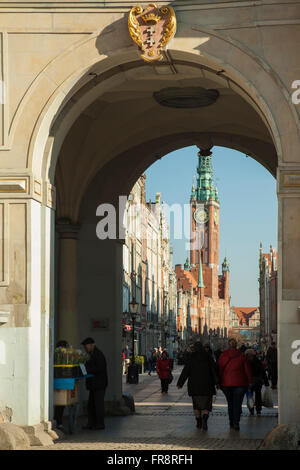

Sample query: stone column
[56,218,80,348]
[0,192,56,443]
[277,168,300,424]
[76,220,124,411]
[40,204,55,425]
[0,198,43,426]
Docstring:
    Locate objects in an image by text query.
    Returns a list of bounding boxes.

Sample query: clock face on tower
[193,208,209,224]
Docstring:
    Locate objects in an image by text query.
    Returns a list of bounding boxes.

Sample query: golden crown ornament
[141,12,161,24]
[128,3,177,62]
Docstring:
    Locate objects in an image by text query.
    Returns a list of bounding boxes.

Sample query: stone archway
[48,44,281,425]
[45,39,300,426]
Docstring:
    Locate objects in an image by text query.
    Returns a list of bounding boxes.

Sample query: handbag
[262,386,273,408]
[167,372,173,384]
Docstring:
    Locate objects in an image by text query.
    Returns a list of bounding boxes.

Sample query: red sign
[92,318,109,330]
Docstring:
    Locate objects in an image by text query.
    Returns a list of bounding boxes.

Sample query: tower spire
[190,176,196,200]
[184,257,191,271]
[222,256,230,273]
[196,148,217,202]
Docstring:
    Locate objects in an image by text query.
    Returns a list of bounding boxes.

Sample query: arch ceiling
[53,58,277,220]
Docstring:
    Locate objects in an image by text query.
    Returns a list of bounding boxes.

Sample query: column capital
[56,218,80,239]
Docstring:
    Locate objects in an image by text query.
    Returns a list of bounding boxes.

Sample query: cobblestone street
[28,366,278,451]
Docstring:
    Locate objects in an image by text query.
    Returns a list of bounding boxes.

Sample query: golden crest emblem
[128,3,177,62]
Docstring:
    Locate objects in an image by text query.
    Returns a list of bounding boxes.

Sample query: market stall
[53,347,93,433]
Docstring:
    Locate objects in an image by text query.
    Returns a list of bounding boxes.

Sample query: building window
[123,245,129,273]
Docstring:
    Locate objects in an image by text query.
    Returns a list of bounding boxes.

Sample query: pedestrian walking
[169,350,174,370]
[183,345,193,365]
[218,338,253,430]
[122,350,125,374]
[177,342,219,431]
[266,342,278,389]
[177,349,185,365]
[152,348,158,372]
[204,343,219,378]
[81,337,108,430]
[214,348,223,363]
[244,349,269,416]
[122,345,131,375]
[204,343,212,355]
[146,349,153,376]
[156,350,172,393]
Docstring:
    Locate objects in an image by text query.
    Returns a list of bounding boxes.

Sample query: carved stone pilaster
[56,218,81,347]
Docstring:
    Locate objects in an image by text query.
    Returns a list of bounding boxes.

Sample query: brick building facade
[176,149,230,349]
[229,307,260,343]
[259,244,278,350]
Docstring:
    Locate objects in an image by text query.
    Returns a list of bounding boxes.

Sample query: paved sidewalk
[29,365,278,450]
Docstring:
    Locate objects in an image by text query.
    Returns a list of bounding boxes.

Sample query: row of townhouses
[122,174,178,358]
[227,243,278,350]
[259,244,278,350]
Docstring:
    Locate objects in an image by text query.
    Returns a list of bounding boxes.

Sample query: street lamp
[127,297,139,384]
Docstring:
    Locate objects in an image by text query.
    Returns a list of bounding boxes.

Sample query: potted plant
[54,347,88,378]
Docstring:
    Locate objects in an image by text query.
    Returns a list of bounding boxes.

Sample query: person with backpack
[245,349,269,415]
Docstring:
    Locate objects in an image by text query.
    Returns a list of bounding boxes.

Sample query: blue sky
[145,146,277,307]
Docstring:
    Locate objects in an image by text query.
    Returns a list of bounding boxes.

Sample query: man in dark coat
[81,337,108,430]
[177,342,219,430]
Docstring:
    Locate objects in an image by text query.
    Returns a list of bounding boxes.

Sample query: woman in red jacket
[156,350,172,393]
[218,338,253,430]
